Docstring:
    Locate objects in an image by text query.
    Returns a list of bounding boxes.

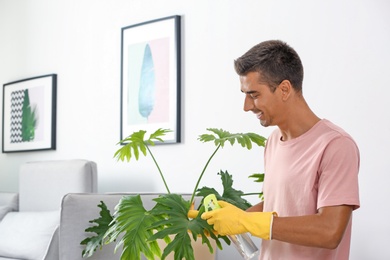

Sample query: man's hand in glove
[187,202,199,219]
[201,200,277,240]
[187,202,219,237]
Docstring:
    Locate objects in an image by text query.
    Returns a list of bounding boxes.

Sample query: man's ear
[278,80,292,100]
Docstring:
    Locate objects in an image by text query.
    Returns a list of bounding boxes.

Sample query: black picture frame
[2,74,57,153]
[120,15,181,144]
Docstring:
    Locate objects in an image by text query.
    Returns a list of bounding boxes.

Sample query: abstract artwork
[120,15,181,143]
[2,74,56,152]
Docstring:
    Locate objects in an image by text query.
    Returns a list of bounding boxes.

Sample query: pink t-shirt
[260,119,360,260]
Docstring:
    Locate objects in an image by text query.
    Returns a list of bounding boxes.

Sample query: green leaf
[220,171,252,210]
[247,173,265,199]
[21,89,38,141]
[197,170,252,210]
[149,128,171,142]
[195,187,220,199]
[114,128,172,194]
[148,194,226,260]
[106,195,166,260]
[81,201,114,257]
[114,128,171,162]
[248,173,264,183]
[198,128,266,150]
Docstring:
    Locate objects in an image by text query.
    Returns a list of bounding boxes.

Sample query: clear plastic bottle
[228,233,259,260]
[204,194,259,260]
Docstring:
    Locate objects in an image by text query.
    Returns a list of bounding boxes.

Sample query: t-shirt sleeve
[317,136,360,210]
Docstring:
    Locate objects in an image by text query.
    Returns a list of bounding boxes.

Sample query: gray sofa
[0,159,97,260]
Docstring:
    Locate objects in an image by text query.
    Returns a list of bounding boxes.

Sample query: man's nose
[243,96,254,112]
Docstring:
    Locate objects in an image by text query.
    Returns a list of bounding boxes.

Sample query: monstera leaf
[21,89,38,142]
[105,195,168,260]
[81,201,114,257]
[114,129,171,162]
[114,128,172,193]
[104,194,227,260]
[198,128,266,148]
[248,173,265,199]
[148,194,227,260]
[197,170,252,210]
[138,43,155,119]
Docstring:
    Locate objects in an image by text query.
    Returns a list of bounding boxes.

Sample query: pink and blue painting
[126,37,170,125]
[120,15,180,143]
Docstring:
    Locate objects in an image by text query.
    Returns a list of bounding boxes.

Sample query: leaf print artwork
[21,89,38,142]
[138,43,156,120]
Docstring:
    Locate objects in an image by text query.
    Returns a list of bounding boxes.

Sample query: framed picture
[2,74,57,153]
[120,15,181,144]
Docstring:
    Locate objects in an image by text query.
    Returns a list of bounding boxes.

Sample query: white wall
[1,0,389,259]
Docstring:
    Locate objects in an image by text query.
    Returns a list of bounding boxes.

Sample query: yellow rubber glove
[187,202,199,219]
[188,209,199,219]
[187,202,218,237]
[201,200,277,240]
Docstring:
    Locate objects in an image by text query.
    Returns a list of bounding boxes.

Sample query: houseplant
[81,128,266,260]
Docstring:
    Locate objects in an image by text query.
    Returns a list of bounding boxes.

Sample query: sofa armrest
[60,193,125,260]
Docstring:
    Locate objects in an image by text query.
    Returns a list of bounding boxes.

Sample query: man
[201,40,360,259]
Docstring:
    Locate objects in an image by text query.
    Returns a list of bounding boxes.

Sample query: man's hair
[234,40,304,92]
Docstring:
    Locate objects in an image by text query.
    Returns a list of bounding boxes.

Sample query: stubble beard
[260,120,269,127]
[259,116,273,127]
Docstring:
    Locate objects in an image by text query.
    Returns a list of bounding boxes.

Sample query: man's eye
[249,93,259,99]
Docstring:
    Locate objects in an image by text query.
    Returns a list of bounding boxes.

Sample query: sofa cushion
[0,192,18,210]
[0,192,18,222]
[0,211,59,260]
[0,206,12,221]
[19,159,97,211]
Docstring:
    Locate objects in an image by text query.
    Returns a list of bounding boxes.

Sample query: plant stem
[190,144,221,205]
[242,193,262,196]
[146,145,171,194]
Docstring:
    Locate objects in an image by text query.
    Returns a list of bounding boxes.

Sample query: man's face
[240,72,282,127]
